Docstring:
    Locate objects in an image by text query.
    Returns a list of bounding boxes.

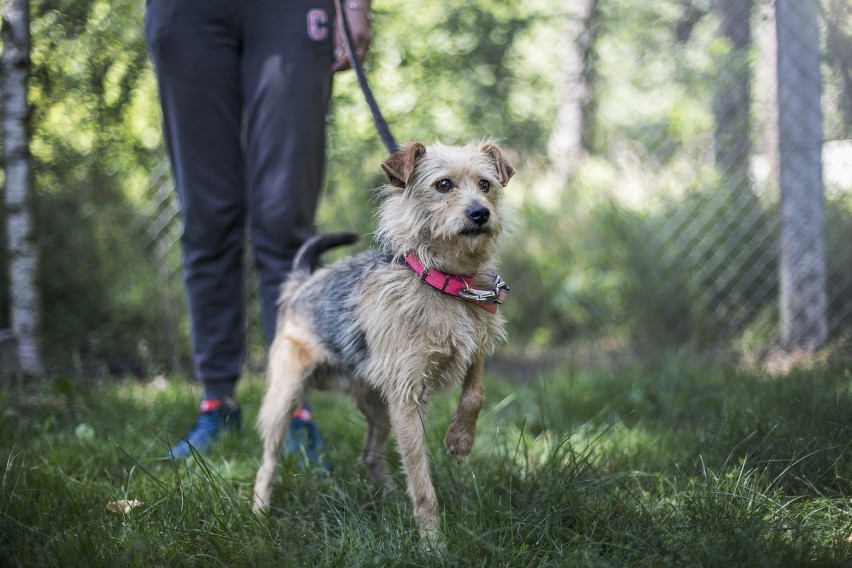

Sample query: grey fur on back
[291,250,388,368]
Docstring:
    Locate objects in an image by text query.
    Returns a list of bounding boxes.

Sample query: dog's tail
[293,232,360,273]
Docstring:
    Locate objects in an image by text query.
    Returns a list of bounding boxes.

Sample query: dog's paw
[419,531,446,552]
[252,499,270,516]
[444,419,475,463]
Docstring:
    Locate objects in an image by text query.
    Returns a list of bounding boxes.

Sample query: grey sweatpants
[145,0,335,397]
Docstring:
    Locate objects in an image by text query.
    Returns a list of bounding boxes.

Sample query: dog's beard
[459,225,490,237]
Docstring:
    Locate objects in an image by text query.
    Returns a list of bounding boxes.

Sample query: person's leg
[242,0,335,466]
[145,0,246,456]
[242,0,335,343]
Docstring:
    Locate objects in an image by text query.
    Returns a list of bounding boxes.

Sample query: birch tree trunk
[2,0,43,373]
[775,0,828,351]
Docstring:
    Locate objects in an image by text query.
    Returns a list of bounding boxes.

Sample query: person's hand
[332,1,372,74]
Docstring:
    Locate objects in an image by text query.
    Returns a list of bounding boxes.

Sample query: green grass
[1,357,850,567]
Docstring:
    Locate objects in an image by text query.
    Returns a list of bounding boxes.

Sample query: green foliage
[825,193,852,331]
[1,360,850,565]
[502,174,852,347]
[1,0,849,373]
[7,0,566,374]
[499,0,850,349]
[21,0,184,373]
[320,0,558,236]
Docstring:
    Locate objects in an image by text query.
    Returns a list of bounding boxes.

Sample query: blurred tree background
[1,0,850,376]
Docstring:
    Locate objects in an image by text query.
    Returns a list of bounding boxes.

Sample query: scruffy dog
[253,141,515,543]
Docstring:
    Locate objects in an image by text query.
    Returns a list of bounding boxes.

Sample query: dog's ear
[381,142,426,188]
[481,143,515,187]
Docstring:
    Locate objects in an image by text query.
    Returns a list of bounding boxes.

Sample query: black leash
[334,0,399,154]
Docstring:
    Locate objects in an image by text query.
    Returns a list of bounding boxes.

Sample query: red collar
[404,251,509,314]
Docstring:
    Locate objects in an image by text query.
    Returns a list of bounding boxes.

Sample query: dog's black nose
[466,204,491,226]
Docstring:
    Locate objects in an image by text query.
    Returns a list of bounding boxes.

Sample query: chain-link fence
[129,0,850,369]
[132,160,269,371]
[554,0,851,350]
[4,0,848,375]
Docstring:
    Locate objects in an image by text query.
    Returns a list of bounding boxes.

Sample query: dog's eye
[435,179,454,193]
[478,179,491,193]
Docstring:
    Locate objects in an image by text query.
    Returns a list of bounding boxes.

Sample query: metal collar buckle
[458,273,510,305]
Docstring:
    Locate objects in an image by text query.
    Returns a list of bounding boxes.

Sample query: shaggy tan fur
[253,142,515,545]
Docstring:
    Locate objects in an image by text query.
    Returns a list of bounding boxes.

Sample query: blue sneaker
[168,399,241,459]
[283,405,330,469]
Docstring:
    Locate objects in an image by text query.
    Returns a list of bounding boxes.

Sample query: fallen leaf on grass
[106,500,143,515]
[74,423,95,443]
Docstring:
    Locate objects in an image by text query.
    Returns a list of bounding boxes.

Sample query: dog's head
[377,141,515,274]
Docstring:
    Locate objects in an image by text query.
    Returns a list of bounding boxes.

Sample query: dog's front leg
[444,355,484,463]
[388,397,440,544]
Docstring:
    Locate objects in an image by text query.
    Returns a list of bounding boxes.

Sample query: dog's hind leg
[444,355,484,463]
[388,397,441,543]
[253,334,314,514]
[356,386,393,489]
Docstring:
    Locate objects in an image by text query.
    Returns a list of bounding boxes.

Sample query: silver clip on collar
[458,273,510,305]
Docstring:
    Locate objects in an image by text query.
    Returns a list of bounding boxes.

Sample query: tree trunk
[713,0,753,195]
[547,0,599,184]
[2,0,42,373]
[775,0,828,351]
[707,0,775,330]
